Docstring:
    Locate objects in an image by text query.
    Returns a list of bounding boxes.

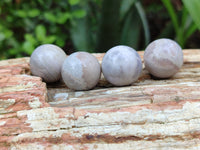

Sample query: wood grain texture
[1,50,200,150]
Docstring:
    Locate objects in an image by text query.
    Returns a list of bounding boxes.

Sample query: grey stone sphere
[30,44,67,83]
[144,38,183,78]
[61,52,101,90]
[102,45,142,86]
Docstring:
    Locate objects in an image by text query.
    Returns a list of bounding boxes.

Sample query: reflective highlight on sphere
[102,45,142,86]
[144,38,183,78]
[30,44,67,82]
[61,52,101,90]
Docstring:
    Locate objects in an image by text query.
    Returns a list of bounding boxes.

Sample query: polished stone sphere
[144,38,183,78]
[102,45,142,86]
[30,44,67,82]
[61,52,101,90]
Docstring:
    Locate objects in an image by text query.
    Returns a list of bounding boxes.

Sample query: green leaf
[44,35,56,44]
[28,9,40,17]
[35,25,46,42]
[56,37,66,47]
[8,48,18,55]
[0,25,13,39]
[4,30,13,38]
[16,10,27,18]
[158,22,174,38]
[183,0,200,30]
[57,12,71,24]
[185,23,197,43]
[120,0,137,20]
[161,0,179,34]
[120,6,141,49]
[6,16,13,22]
[181,6,189,28]
[135,1,150,46]
[22,41,35,55]
[24,33,37,45]
[69,0,80,6]
[72,10,86,18]
[0,33,5,41]
[44,12,57,23]
[70,18,94,52]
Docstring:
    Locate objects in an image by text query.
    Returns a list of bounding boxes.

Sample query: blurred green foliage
[0,0,149,59]
[70,0,150,52]
[0,0,88,59]
[1,0,200,60]
[162,0,198,48]
[182,0,200,30]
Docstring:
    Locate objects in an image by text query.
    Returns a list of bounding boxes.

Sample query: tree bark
[1,50,200,149]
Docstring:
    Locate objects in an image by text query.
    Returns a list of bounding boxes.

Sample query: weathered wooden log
[1,50,200,149]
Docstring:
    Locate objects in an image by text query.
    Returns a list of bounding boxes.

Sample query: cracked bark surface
[1,50,200,149]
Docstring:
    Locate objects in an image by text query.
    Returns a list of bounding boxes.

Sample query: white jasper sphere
[61,52,101,90]
[102,45,142,86]
[144,38,183,78]
[30,44,67,83]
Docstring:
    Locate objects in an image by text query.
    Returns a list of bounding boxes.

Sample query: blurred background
[0,0,200,60]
